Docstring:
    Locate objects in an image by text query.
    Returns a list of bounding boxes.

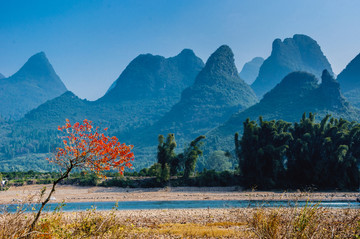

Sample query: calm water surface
[1,200,359,213]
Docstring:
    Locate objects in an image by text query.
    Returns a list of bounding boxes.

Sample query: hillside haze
[337,53,360,108]
[2,38,360,172]
[206,70,360,152]
[239,57,264,85]
[20,49,204,129]
[251,34,333,97]
[2,49,205,170]
[0,52,67,119]
[129,45,258,164]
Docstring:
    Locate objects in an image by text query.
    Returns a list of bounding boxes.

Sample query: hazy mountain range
[19,49,204,131]
[131,45,257,146]
[205,70,360,153]
[1,34,360,171]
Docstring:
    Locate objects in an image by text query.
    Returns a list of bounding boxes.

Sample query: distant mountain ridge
[5,49,205,170]
[337,53,360,107]
[0,73,5,79]
[239,57,264,84]
[99,49,204,103]
[0,52,67,119]
[2,39,360,172]
[19,49,204,131]
[127,45,258,163]
[251,34,333,97]
[206,70,359,152]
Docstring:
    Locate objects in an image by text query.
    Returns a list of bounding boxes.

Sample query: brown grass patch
[0,206,359,238]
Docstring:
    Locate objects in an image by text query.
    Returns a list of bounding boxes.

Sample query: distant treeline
[1,113,360,190]
[100,113,360,190]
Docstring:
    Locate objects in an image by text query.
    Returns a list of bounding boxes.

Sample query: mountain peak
[135,45,258,145]
[11,52,60,82]
[272,38,282,51]
[195,45,238,86]
[209,45,233,61]
[262,71,318,102]
[337,53,360,92]
[239,57,264,84]
[318,69,344,109]
[321,69,337,85]
[252,34,333,97]
[32,51,46,58]
[61,90,78,98]
[25,51,49,67]
[100,49,204,103]
[176,48,196,58]
[0,52,67,119]
[293,34,316,42]
[336,53,360,107]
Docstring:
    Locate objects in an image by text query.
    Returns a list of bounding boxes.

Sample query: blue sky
[1,0,360,100]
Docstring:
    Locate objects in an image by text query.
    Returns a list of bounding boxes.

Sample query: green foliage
[156,134,177,182]
[237,117,292,188]
[157,134,177,168]
[160,163,170,183]
[148,163,162,178]
[206,150,234,171]
[0,50,204,171]
[236,113,360,190]
[77,173,100,186]
[287,113,360,189]
[183,135,206,179]
[190,169,237,187]
[155,134,206,182]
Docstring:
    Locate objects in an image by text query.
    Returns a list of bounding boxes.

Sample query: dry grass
[248,204,360,239]
[0,204,359,238]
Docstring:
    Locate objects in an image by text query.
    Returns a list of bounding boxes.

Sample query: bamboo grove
[235,113,360,190]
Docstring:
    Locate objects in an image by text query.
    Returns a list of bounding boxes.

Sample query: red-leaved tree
[28,119,134,234]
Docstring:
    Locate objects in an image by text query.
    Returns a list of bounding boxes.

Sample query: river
[1,199,359,213]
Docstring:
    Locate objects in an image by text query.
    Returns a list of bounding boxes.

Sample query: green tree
[183,135,206,179]
[157,134,177,181]
[287,113,360,189]
[207,150,233,171]
[236,117,292,189]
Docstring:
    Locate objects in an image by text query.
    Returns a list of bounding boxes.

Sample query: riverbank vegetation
[1,114,360,191]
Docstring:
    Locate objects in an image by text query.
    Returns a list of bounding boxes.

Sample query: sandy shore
[0,184,359,204]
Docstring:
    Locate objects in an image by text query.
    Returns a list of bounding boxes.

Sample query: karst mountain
[251,34,333,98]
[239,57,264,85]
[0,52,67,119]
[337,53,360,108]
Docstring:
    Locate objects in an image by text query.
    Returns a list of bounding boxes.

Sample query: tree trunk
[26,166,72,238]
